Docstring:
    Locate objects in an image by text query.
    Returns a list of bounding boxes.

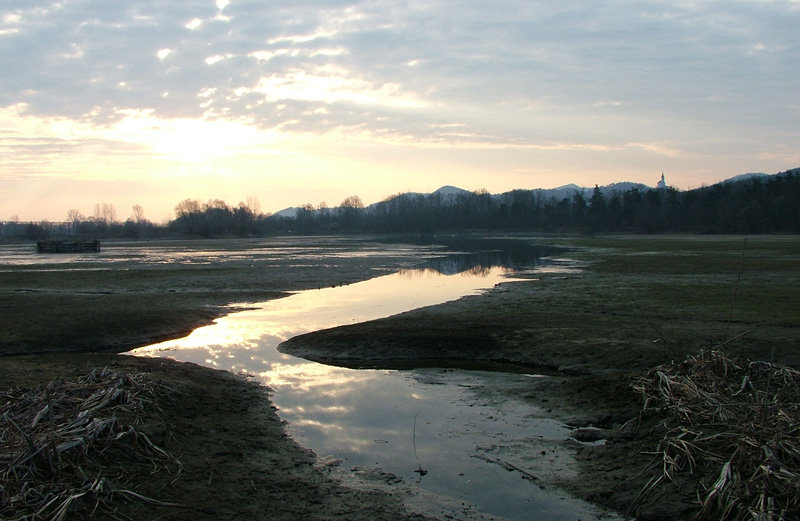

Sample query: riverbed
[133,261,620,521]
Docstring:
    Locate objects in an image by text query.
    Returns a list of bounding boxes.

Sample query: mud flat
[2,234,799,520]
[1,237,441,520]
[0,236,434,355]
[281,234,800,519]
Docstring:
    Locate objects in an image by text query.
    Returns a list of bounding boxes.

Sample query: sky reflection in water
[138,266,519,373]
[134,265,611,521]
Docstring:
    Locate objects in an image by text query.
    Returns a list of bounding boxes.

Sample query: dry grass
[1,368,182,520]
[632,349,800,520]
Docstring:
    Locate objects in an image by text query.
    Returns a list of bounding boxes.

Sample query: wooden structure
[36,240,101,253]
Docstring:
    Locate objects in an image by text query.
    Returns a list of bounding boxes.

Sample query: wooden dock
[36,240,101,253]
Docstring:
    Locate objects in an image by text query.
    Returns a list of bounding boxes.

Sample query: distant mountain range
[273,181,652,218]
[270,170,783,218]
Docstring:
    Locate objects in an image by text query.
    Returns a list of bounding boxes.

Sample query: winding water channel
[132,250,617,521]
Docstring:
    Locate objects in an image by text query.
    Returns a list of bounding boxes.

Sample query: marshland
[2,233,799,520]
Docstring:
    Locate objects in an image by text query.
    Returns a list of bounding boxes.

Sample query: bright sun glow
[108,112,277,162]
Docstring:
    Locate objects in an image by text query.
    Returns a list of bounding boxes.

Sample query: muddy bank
[278,278,684,519]
[1,354,434,521]
[280,269,798,374]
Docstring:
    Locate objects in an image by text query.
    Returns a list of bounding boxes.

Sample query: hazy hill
[270,169,795,219]
[433,185,471,197]
[725,172,769,183]
[273,207,300,218]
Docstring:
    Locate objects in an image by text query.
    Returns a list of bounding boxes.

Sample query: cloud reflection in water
[137,266,520,372]
[134,266,614,521]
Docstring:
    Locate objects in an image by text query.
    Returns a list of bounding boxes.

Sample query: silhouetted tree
[588,185,607,230]
[131,204,145,224]
[338,195,364,230]
[571,191,587,228]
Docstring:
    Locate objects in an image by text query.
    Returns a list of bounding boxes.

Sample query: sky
[1,1,799,222]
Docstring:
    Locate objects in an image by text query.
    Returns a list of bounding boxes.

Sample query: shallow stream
[133,252,616,521]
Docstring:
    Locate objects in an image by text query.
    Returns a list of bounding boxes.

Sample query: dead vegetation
[1,367,182,520]
[632,349,800,520]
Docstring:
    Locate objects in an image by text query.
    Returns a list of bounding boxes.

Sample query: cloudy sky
[2,0,799,222]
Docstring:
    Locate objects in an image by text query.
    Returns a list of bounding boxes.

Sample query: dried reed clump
[1,367,182,520]
[632,349,800,521]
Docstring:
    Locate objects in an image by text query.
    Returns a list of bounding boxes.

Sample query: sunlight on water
[136,267,520,373]
[134,266,616,521]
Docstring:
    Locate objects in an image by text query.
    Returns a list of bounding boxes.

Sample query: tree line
[271,169,800,235]
[3,202,158,240]
[4,168,798,240]
[4,197,265,240]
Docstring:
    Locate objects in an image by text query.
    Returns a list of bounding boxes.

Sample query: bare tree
[102,203,117,225]
[338,195,364,229]
[174,198,201,218]
[203,199,228,211]
[340,195,364,209]
[91,203,117,224]
[131,204,145,223]
[105,204,114,224]
[245,196,261,218]
[66,209,84,225]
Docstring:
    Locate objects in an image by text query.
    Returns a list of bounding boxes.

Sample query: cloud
[1,0,799,220]
[3,1,798,137]
[246,65,428,109]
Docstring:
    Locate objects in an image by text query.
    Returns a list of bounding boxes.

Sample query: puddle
[133,262,617,520]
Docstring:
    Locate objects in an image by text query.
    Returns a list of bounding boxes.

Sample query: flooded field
[0,237,435,269]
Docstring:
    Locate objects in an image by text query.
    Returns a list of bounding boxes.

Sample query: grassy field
[559,234,800,364]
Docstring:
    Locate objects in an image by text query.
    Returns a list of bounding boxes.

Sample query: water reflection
[134,262,613,521]
[135,266,519,375]
[0,237,434,270]
[381,234,561,275]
